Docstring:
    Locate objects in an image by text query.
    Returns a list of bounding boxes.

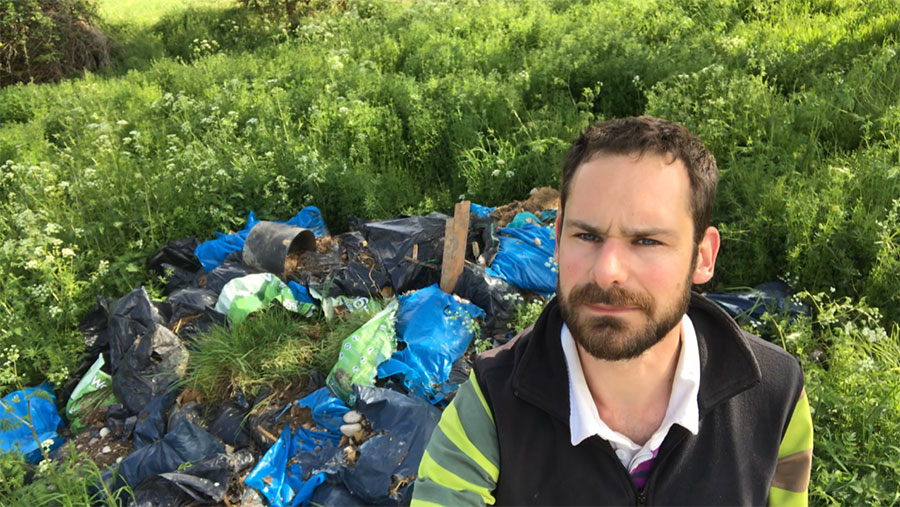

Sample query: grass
[1,0,899,503]
[98,0,236,26]
[184,304,382,404]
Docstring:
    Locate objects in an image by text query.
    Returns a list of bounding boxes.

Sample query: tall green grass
[0,0,899,501]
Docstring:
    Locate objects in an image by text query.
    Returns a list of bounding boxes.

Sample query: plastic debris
[104,417,224,494]
[112,323,189,415]
[326,299,400,405]
[196,207,330,273]
[147,237,203,295]
[129,450,255,506]
[195,211,260,272]
[106,287,170,375]
[355,213,449,294]
[469,203,496,219]
[377,285,485,404]
[507,211,543,228]
[486,223,558,296]
[66,355,117,434]
[453,264,521,338]
[214,273,313,325]
[0,384,64,463]
[706,281,809,325]
[244,426,307,507]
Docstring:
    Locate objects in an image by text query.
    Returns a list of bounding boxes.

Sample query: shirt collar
[561,314,701,448]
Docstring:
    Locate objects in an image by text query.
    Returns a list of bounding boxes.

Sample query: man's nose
[591,240,629,288]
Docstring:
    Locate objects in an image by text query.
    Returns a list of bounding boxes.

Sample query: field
[1,0,899,503]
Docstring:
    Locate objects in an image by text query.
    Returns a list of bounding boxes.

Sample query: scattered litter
[706,280,810,325]
[326,300,399,405]
[66,355,117,434]
[30,193,800,506]
[486,223,558,296]
[214,273,314,325]
[0,384,64,463]
[377,285,485,404]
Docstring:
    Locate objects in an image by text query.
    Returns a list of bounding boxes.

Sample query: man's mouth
[583,303,640,314]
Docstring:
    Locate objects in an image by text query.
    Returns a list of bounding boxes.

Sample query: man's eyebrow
[563,219,675,238]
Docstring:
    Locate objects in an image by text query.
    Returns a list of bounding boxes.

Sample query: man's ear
[692,226,720,285]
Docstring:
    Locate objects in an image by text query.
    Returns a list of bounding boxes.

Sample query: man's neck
[576,323,683,446]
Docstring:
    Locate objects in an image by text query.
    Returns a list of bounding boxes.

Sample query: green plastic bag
[326,299,399,405]
[215,273,314,325]
[66,356,117,433]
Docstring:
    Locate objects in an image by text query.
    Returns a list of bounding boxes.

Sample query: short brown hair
[560,116,718,244]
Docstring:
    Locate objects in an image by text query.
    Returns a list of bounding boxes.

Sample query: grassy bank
[1,0,899,503]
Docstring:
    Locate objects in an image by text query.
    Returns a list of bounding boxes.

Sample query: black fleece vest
[473,293,805,506]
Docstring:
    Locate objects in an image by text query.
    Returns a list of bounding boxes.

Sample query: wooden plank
[440,201,471,293]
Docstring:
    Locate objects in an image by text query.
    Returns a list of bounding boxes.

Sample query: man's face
[555,152,714,361]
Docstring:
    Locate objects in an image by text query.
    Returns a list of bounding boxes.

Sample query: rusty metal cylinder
[242,221,316,277]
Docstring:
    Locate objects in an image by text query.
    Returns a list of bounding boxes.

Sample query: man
[411,116,813,505]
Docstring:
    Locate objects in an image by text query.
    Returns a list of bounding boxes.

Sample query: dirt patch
[490,187,560,227]
[61,427,133,470]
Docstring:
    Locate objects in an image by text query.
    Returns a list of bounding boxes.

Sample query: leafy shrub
[753,294,900,505]
[0,0,112,86]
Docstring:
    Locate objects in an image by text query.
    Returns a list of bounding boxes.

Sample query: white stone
[99,427,110,438]
[101,446,111,454]
[342,410,362,424]
[340,423,362,437]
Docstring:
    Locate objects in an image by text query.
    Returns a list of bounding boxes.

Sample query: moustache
[566,283,653,313]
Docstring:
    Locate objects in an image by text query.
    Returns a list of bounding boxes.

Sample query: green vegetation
[0,0,898,503]
[0,0,112,85]
[185,305,380,403]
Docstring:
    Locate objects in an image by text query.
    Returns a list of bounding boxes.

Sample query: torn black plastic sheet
[101,417,225,495]
[111,323,189,415]
[354,213,449,294]
[128,450,255,506]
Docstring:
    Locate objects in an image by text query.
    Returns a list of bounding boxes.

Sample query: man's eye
[576,233,601,242]
[635,238,661,246]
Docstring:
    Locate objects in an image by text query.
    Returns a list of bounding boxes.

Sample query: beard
[558,273,693,362]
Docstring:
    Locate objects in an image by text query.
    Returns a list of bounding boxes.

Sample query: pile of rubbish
[0,188,807,505]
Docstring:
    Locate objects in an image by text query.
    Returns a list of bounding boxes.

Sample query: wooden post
[440,201,471,294]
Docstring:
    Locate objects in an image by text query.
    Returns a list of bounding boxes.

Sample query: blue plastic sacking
[507,211,543,229]
[195,207,330,272]
[470,203,495,219]
[486,223,558,296]
[245,425,331,507]
[286,206,329,238]
[245,426,304,507]
[0,383,64,463]
[195,212,260,272]
[377,285,485,404]
[297,387,349,436]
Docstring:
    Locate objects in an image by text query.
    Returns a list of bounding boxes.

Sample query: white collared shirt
[560,314,701,473]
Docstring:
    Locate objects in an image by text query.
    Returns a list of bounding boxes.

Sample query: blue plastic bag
[297,387,349,436]
[195,211,259,272]
[288,281,316,305]
[245,426,304,507]
[286,206,329,238]
[507,211,543,228]
[0,383,64,463]
[486,224,558,296]
[195,207,330,272]
[377,285,485,404]
[470,203,495,219]
[245,426,330,507]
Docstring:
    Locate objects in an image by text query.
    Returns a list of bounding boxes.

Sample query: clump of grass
[185,304,380,404]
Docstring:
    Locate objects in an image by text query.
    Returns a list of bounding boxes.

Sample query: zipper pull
[636,491,647,506]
